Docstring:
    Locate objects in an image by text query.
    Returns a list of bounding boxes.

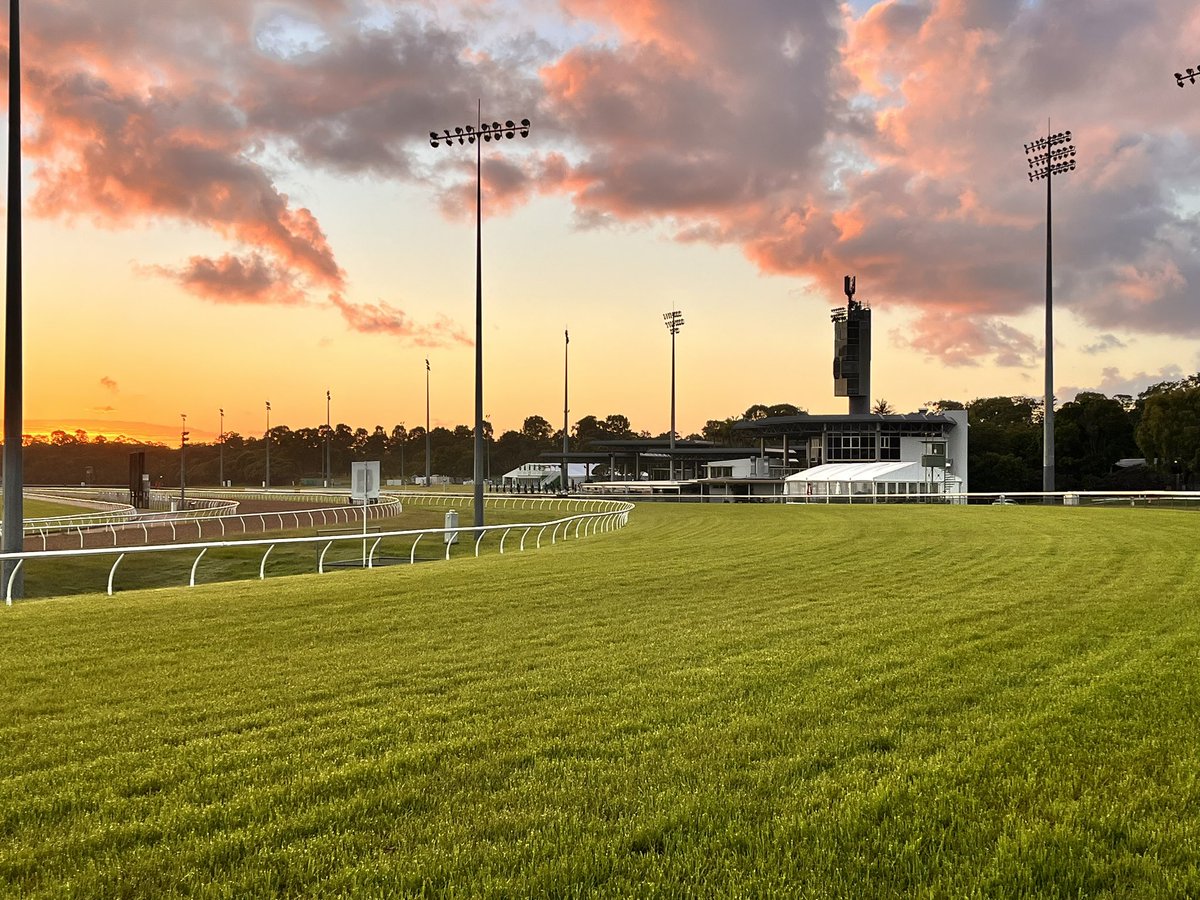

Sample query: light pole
[325,389,331,488]
[180,413,188,506]
[563,328,569,491]
[218,407,224,487]
[3,0,24,600]
[430,109,531,528]
[398,421,406,486]
[663,310,685,481]
[425,358,431,485]
[265,400,271,490]
[485,411,492,486]
[1024,126,1075,502]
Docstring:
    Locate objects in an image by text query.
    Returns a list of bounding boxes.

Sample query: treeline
[19,414,645,487]
[15,377,1200,490]
[962,374,1200,491]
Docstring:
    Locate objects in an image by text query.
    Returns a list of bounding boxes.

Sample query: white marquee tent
[785,460,962,502]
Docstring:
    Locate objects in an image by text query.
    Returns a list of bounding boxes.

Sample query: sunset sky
[6,0,1200,444]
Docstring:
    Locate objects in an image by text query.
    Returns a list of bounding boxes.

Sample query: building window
[880,435,901,460]
[826,431,878,461]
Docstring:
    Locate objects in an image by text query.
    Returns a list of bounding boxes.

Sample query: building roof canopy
[785,460,929,483]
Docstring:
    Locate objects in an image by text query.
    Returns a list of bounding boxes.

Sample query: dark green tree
[1055,392,1138,488]
[1136,386,1200,488]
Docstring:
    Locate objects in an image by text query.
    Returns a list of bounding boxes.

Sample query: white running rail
[2,496,634,604]
[9,489,405,550]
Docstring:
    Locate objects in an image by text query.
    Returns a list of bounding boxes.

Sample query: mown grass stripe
[1,504,1198,897]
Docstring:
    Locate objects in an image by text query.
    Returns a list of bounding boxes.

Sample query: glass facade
[821,421,942,464]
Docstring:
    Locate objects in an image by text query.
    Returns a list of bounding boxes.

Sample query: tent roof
[785,460,927,482]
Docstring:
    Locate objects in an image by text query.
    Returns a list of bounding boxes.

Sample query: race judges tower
[831,275,872,416]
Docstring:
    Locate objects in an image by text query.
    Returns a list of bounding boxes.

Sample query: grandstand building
[547,275,969,501]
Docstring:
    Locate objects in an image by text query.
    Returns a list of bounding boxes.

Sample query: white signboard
[350,461,381,501]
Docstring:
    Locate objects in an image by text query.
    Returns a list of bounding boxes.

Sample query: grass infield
[3,498,92,521]
[1,503,1199,897]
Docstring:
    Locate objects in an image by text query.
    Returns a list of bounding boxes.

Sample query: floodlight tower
[218,407,224,487]
[398,421,406,485]
[180,413,188,506]
[264,400,271,490]
[424,358,431,485]
[430,107,531,528]
[663,310,685,481]
[562,328,569,492]
[3,0,24,600]
[325,390,331,488]
[1024,125,1076,501]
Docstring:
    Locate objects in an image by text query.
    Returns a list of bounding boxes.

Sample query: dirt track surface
[27,498,370,552]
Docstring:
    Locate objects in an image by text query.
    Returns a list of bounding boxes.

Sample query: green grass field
[3,498,92,521]
[2,503,1199,897]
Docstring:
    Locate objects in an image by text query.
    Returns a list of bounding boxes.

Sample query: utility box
[444,509,459,544]
[1063,492,1080,507]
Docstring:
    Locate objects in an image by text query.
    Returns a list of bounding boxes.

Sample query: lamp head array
[663,310,685,333]
[1023,130,1071,156]
[1176,68,1200,88]
[1024,130,1076,181]
[1029,159,1076,182]
[430,118,531,148]
[1027,145,1076,168]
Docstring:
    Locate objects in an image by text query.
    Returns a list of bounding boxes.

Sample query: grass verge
[1,503,1199,897]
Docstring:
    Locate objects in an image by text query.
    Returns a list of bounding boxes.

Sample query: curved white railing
[18,492,139,535]
[16,492,405,551]
[781,489,1200,506]
[1,497,635,604]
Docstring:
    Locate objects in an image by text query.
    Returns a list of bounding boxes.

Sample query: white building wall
[944,409,968,494]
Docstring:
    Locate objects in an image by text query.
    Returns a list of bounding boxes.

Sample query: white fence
[1,495,634,604]
[10,488,404,550]
[17,494,139,535]
[574,486,1200,507]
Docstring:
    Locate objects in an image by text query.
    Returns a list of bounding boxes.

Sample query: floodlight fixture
[428,103,532,528]
[1176,67,1200,88]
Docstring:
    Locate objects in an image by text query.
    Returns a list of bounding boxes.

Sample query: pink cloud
[8,0,1200,363]
[147,253,308,306]
[329,294,472,348]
